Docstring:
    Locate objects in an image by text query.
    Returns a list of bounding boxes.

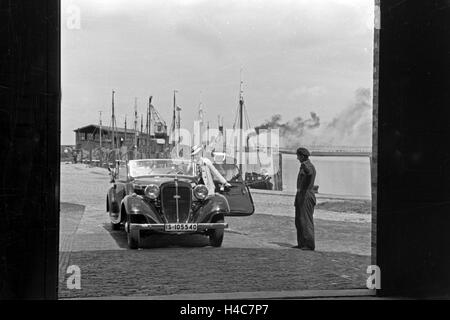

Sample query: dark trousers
[295,195,315,250]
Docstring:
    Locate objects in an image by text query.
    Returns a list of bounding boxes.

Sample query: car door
[115,160,129,198]
[110,161,128,222]
[213,163,255,216]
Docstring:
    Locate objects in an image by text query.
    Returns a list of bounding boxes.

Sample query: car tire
[127,230,139,249]
[126,216,139,249]
[109,199,121,230]
[209,220,224,247]
[111,221,121,230]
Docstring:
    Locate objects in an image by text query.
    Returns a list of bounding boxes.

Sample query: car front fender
[195,193,230,223]
[121,195,161,224]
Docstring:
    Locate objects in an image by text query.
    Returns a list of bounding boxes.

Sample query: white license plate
[164,223,198,232]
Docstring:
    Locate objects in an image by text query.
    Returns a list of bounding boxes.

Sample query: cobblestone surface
[227,214,371,256]
[59,163,371,298]
[59,248,369,298]
[250,192,371,223]
[59,202,84,285]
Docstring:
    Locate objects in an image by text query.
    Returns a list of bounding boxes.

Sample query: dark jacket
[294,159,316,207]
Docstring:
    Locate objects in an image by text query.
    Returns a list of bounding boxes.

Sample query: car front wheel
[209,220,224,247]
[108,198,121,230]
[126,217,139,249]
[127,231,139,249]
[111,221,121,231]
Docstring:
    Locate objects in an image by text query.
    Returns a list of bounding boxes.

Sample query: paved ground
[59,163,371,299]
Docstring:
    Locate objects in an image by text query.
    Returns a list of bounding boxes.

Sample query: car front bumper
[128,222,228,233]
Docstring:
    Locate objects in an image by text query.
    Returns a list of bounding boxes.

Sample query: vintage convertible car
[106,158,255,249]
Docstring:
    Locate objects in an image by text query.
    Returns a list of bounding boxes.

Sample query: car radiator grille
[160,182,191,223]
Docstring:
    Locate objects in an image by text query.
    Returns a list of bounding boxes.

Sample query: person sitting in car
[191,144,231,195]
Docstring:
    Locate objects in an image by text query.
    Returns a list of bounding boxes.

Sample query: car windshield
[128,159,196,178]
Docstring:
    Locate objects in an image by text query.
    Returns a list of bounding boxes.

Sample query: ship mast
[147,96,154,157]
[111,90,117,150]
[171,90,178,147]
[198,91,204,145]
[177,105,181,143]
[99,111,103,149]
[124,115,127,145]
[134,98,138,158]
[218,115,225,152]
[145,101,149,156]
[231,69,252,174]
[206,121,210,146]
[238,70,244,173]
[149,96,153,136]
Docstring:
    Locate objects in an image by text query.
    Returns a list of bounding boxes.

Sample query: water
[282,154,371,198]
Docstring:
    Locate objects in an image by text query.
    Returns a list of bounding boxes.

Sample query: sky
[61,0,374,146]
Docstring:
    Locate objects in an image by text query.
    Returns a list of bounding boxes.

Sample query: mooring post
[276,152,283,191]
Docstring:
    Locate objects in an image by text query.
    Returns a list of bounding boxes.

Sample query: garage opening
[59,0,376,299]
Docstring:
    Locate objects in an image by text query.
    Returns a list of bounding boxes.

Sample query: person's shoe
[291,245,301,249]
[299,247,314,251]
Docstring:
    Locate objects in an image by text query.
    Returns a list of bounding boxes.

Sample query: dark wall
[377,1,450,297]
[0,0,449,299]
[0,1,60,299]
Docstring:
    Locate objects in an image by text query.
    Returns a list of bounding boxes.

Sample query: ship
[202,73,277,190]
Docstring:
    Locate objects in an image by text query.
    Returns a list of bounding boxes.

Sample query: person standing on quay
[293,147,317,250]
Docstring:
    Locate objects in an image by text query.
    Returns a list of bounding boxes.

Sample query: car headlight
[144,184,160,199]
[193,185,209,200]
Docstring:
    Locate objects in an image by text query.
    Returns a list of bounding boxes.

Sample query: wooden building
[73,124,169,161]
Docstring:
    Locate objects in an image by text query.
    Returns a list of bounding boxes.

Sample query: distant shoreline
[280,150,371,157]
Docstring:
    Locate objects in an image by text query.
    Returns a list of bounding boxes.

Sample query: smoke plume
[255,112,320,148]
[315,88,372,147]
[254,88,372,148]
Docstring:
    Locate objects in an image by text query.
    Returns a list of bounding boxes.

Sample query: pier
[279,146,372,157]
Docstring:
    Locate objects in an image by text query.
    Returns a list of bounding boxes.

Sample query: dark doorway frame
[1,0,450,299]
